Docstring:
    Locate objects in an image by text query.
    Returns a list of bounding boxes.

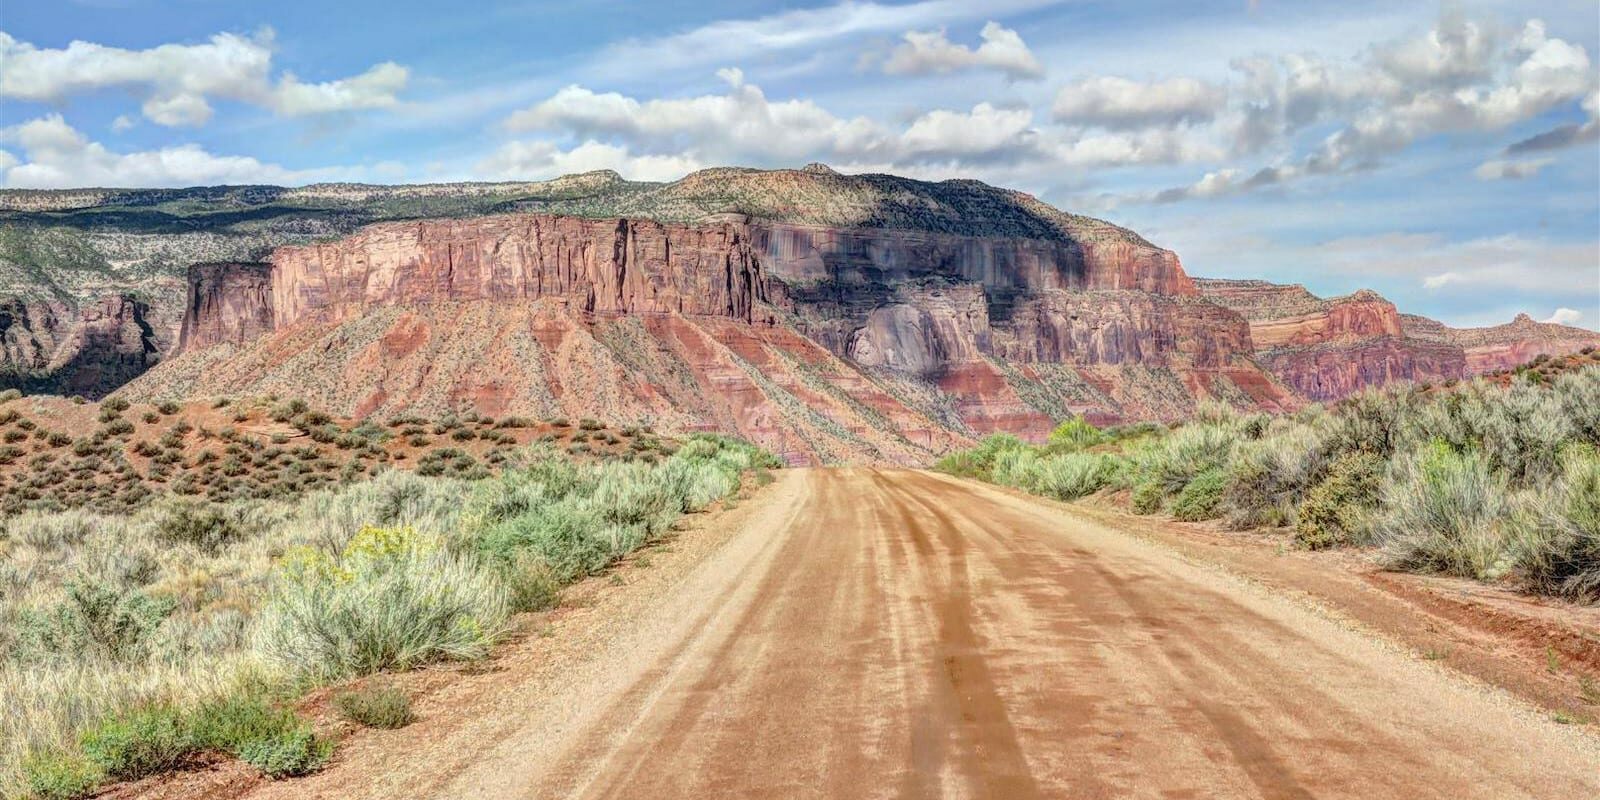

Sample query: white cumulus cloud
[0,29,409,126]
[1473,158,1551,180]
[1052,76,1226,129]
[1543,308,1583,325]
[882,21,1044,81]
[0,114,319,188]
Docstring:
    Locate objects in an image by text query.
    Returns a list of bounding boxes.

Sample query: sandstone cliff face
[179,263,276,350]
[140,210,1292,461]
[269,216,767,327]
[1403,313,1600,374]
[0,294,163,398]
[1197,279,1599,401]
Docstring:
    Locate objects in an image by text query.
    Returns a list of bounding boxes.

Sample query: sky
[1,0,1597,329]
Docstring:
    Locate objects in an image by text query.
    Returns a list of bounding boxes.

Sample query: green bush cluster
[29,689,330,792]
[936,368,1600,602]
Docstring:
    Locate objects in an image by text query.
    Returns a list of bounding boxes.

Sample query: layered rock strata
[1197,279,1599,400]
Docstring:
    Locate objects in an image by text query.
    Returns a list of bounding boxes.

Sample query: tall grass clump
[1505,449,1600,603]
[1371,441,1511,579]
[253,525,511,681]
[1031,452,1122,501]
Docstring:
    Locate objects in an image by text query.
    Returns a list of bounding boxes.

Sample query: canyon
[4,167,1595,463]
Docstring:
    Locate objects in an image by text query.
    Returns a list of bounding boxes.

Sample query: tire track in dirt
[241,467,1600,800]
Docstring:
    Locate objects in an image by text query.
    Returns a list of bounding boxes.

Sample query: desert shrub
[578,418,604,431]
[934,434,1026,480]
[78,705,189,779]
[451,428,476,442]
[1509,450,1600,603]
[141,498,242,554]
[1171,468,1227,522]
[1374,441,1511,580]
[1326,387,1416,458]
[989,446,1041,491]
[254,525,510,681]
[5,429,28,443]
[1130,479,1163,515]
[156,402,180,416]
[232,725,330,778]
[1046,417,1104,451]
[1295,451,1384,550]
[1553,368,1600,444]
[1130,422,1237,498]
[100,420,135,438]
[495,416,533,429]
[467,438,765,590]
[0,388,21,403]
[20,749,101,800]
[1221,419,1330,529]
[332,683,414,729]
[1401,379,1572,485]
[1031,452,1119,500]
[13,578,177,664]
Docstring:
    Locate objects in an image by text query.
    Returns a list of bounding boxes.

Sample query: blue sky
[1,0,1596,329]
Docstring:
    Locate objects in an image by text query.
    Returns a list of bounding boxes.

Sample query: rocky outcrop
[269,216,767,328]
[0,294,163,398]
[179,263,276,350]
[1198,279,1600,401]
[1403,313,1600,374]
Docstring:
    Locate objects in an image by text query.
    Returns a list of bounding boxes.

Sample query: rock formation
[180,263,276,350]
[5,167,1593,458]
[1197,278,1600,401]
[0,294,165,398]
[122,205,1292,463]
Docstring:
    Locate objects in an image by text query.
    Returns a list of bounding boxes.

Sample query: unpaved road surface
[256,469,1600,799]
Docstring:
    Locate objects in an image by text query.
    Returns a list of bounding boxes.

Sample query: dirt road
[255,469,1600,799]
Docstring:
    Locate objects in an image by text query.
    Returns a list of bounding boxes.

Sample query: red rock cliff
[153,211,1291,460]
[269,216,767,328]
[179,263,276,350]
[1,294,163,398]
[1198,279,1600,401]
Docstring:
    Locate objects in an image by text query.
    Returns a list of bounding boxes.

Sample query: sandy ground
[209,467,1600,800]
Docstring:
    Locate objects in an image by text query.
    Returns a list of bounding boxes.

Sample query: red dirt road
[255,469,1600,799]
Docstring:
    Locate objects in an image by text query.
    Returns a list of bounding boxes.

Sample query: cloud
[1543,308,1583,325]
[503,69,894,165]
[1506,88,1600,153]
[0,29,408,126]
[1299,19,1593,174]
[1305,232,1600,296]
[1472,157,1551,180]
[589,0,1060,79]
[269,62,409,116]
[476,140,702,183]
[1506,120,1600,153]
[496,68,1222,180]
[881,21,1044,81]
[1052,76,1226,129]
[0,113,318,188]
[1139,16,1597,203]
